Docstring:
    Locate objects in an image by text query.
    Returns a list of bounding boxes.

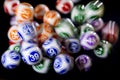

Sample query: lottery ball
[17,21,37,41]
[85,0,104,22]
[20,46,43,65]
[8,43,21,53]
[94,40,112,58]
[53,53,74,74]
[32,57,52,74]
[8,25,22,43]
[101,20,119,44]
[65,38,81,53]
[75,54,92,71]
[80,31,100,50]
[1,50,21,69]
[36,23,54,44]
[56,0,74,14]
[15,2,34,23]
[43,10,61,26]
[42,37,62,58]
[78,23,95,38]
[34,4,49,20]
[71,4,86,24]
[3,0,20,16]
[55,18,77,39]
[89,18,104,31]
[20,40,38,52]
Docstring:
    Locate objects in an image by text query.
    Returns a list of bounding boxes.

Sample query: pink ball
[56,0,74,14]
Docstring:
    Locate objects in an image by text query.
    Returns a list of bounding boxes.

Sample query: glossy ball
[78,23,95,38]
[80,31,100,50]
[34,4,49,20]
[89,18,104,31]
[43,10,61,26]
[17,21,37,41]
[15,2,34,23]
[71,4,86,24]
[42,37,62,58]
[55,18,77,39]
[101,20,119,44]
[94,40,112,58]
[53,54,74,74]
[36,23,54,44]
[20,46,43,65]
[56,0,74,14]
[1,50,21,69]
[75,54,92,71]
[8,25,22,43]
[65,38,81,53]
[85,0,104,22]
[8,43,21,53]
[32,57,52,74]
[3,0,20,15]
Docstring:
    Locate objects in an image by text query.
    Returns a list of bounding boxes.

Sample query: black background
[0,0,120,80]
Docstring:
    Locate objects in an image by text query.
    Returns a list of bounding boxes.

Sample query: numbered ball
[17,21,37,41]
[20,40,38,52]
[34,4,49,20]
[94,40,112,58]
[56,0,74,14]
[55,18,77,39]
[43,10,61,26]
[65,38,81,53]
[42,37,62,58]
[3,0,20,15]
[53,54,74,74]
[85,0,104,22]
[15,2,34,23]
[89,18,104,31]
[1,50,21,69]
[101,20,119,44]
[75,54,92,71]
[80,31,100,50]
[8,25,22,43]
[8,43,21,53]
[37,23,54,44]
[71,4,86,24]
[78,23,95,38]
[32,57,52,74]
[21,46,43,65]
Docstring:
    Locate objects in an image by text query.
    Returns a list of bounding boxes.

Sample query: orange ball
[34,4,49,20]
[15,2,34,23]
[43,10,61,26]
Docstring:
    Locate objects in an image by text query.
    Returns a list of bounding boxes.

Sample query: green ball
[71,4,86,24]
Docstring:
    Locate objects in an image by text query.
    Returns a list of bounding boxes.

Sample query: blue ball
[1,50,21,69]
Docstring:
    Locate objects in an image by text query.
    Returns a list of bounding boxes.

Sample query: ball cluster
[1,0,119,75]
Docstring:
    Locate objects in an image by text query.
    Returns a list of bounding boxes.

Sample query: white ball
[17,21,37,41]
[1,50,21,69]
[20,46,43,65]
[53,54,74,74]
[20,40,38,52]
[42,37,62,58]
[32,57,52,74]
